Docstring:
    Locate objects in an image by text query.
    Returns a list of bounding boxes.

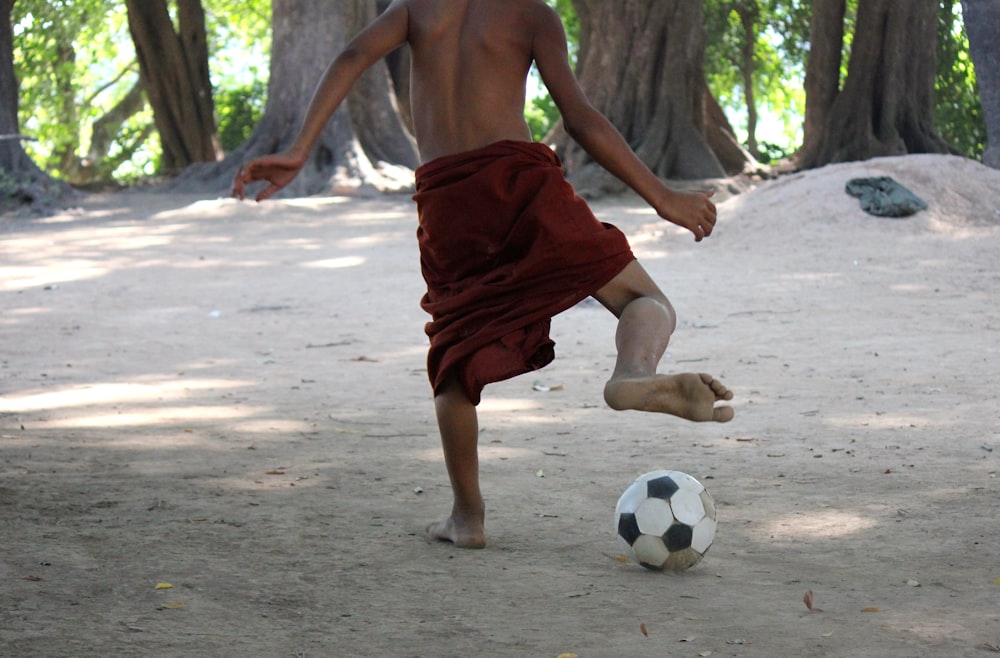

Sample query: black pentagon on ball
[646,475,680,500]
[665,523,693,552]
[617,512,642,546]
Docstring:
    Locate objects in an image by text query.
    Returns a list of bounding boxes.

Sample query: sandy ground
[2,153,999,658]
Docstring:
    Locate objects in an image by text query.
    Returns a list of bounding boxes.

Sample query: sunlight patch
[1,379,255,412]
[1,261,109,291]
[42,405,259,429]
[478,398,544,413]
[764,510,877,539]
[302,256,366,269]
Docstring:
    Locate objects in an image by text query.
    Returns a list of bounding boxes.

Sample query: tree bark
[963,0,1000,168]
[797,0,846,168]
[125,0,221,174]
[557,0,743,190]
[734,0,760,158]
[345,0,418,168]
[1,0,75,213]
[801,0,951,169]
[172,0,417,196]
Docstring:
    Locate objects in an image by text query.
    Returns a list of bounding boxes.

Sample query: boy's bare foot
[426,511,487,549]
[604,372,735,422]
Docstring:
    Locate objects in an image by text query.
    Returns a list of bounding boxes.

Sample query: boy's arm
[531,6,718,241]
[233,1,410,201]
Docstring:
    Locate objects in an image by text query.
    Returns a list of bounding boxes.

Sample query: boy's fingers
[256,183,280,203]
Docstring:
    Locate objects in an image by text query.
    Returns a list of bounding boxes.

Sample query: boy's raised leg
[594,262,734,423]
[426,376,487,548]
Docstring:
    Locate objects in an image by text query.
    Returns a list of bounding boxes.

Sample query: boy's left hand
[232,153,307,202]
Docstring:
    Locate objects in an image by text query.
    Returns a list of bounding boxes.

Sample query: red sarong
[413,140,635,404]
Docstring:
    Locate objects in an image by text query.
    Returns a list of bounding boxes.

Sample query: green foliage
[13,0,147,181]
[524,0,579,141]
[525,93,560,142]
[12,0,271,184]
[704,0,812,158]
[935,0,986,159]
[215,80,267,152]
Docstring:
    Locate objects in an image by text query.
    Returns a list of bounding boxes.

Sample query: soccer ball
[614,470,717,571]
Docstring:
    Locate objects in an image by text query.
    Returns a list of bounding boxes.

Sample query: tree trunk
[125,0,221,174]
[797,0,846,168]
[345,0,418,168]
[963,0,1000,168]
[172,0,417,196]
[802,0,951,169]
[1,0,75,213]
[735,1,760,158]
[558,0,742,191]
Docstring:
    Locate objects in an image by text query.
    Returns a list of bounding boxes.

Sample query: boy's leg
[593,261,734,423]
[426,375,487,548]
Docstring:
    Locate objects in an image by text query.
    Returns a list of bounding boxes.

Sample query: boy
[233,0,734,549]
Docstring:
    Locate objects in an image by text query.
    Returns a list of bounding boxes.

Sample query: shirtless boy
[233,0,735,549]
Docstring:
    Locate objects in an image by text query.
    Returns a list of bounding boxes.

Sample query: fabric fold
[413,140,635,404]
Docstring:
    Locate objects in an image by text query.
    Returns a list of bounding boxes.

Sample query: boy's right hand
[232,153,307,202]
[657,189,718,242]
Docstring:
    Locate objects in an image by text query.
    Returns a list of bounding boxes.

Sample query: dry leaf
[158,601,187,610]
[803,590,822,612]
[698,652,713,657]
[861,606,879,613]
[22,575,43,582]
[154,583,173,590]
[614,555,630,563]
[557,654,579,658]
[994,577,1000,586]
[639,622,648,637]
[264,470,285,475]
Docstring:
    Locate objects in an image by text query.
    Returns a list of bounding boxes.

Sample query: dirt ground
[2,154,999,658]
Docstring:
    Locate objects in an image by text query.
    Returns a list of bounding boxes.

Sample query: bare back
[404,0,552,162]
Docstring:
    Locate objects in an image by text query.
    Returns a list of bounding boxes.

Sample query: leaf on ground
[556,654,579,658]
[158,601,187,610]
[994,577,1000,586]
[154,583,173,590]
[861,606,879,613]
[614,555,630,563]
[803,590,823,612]
[264,469,286,475]
[22,575,43,582]
[639,622,648,637]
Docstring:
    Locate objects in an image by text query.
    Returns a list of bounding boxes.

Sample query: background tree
[962,0,1000,168]
[705,0,811,163]
[798,0,951,169]
[554,0,753,191]
[12,0,149,186]
[1,0,74,212]
[175,0,417,196]
[125,0,221,174]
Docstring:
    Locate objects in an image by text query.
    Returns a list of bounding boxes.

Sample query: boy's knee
[657,296,677,335]
[630,295,675,334]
